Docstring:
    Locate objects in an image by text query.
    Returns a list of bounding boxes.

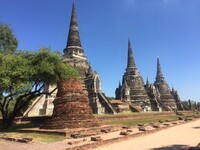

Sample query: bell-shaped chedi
[40,78,101,129]
[121,40,150,104]
[154,57,177,110]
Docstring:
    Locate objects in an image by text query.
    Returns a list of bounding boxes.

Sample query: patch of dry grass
[5,132,65,143]
[104,115,179,127]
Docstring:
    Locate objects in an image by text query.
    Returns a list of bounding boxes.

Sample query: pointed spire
[127,39,136,69]
[68,1,81,48]
[156,57,165,82]
[118,81,121,88]
[146,77,150,85]
[172,86,175,93]
[87,63,93,76]
[175,90,178,95]
[63,1,87,60]
[67,1,81,48]
[64,1,83,55]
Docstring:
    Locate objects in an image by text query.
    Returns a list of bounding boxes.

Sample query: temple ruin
[24,1,116,117]
[116,55,183,111]
[115,40,151,112]
[23,1,185,117]
[40,78,101,129]
[153,58,177,110]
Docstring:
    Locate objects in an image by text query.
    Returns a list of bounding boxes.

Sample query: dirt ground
[0,119,200,150]
[92,119,200,150]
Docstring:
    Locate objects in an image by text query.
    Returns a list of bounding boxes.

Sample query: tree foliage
[0,48,80,128]
[0,22,80,128]
[0,23,18,54]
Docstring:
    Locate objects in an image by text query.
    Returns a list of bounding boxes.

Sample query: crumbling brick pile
[40,78,101,129]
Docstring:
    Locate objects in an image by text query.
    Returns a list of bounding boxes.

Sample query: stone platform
[19,125,121,138]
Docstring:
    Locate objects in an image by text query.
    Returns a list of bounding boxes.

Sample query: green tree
[0,23,18,54]
[0,48,79,128]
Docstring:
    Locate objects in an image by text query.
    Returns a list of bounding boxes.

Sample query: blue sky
[0,0,200,101]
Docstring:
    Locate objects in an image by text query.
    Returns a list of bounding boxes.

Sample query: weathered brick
[40,78,101,129]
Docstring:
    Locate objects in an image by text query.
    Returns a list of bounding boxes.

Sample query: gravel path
[93,119,200,150]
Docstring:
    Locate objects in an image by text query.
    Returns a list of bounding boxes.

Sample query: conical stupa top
[127,39,136,69]
[66,1,82,49]
[87,63,93,76]
[156,57,165,81]
[146,77,150,85]
[171,86,175,93]
[118,81,121,88]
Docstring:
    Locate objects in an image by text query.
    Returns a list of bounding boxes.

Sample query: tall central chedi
[154,57,177,110]
[63,2,89,75]
[62,2,116,114]
[116,40,150,110]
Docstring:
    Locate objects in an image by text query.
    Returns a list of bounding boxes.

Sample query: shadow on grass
[0,122,41,132]
[0,122,66,143]
[151,144,190,150]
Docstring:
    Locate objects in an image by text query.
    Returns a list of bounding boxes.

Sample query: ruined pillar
[40,78,101,129]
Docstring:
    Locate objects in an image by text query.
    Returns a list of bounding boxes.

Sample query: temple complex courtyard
[1,1,200,150]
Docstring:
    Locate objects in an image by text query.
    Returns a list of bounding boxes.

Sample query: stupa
[40,78,101,129]
[115,40,150,111]
[154,57,177,110]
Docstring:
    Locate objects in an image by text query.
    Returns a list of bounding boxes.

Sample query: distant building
[153,57,177,110]
[116,47,181,111]
[171,87,184,110]
[115,40,151,112]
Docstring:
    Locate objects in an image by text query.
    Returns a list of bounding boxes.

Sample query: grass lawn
[0,122,66,143]
[101,111,200,126]
[103,111,200,127]
[104,115,179,127]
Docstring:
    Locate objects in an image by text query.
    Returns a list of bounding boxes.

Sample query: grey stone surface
[154,57,177,110]
[115,40,150,111]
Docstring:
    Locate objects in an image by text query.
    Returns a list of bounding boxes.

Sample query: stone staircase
[181,102,190,111]
[23,95,54,117]
[129,103,143,112]
[157,99,172,111]
[98,92,117,114]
